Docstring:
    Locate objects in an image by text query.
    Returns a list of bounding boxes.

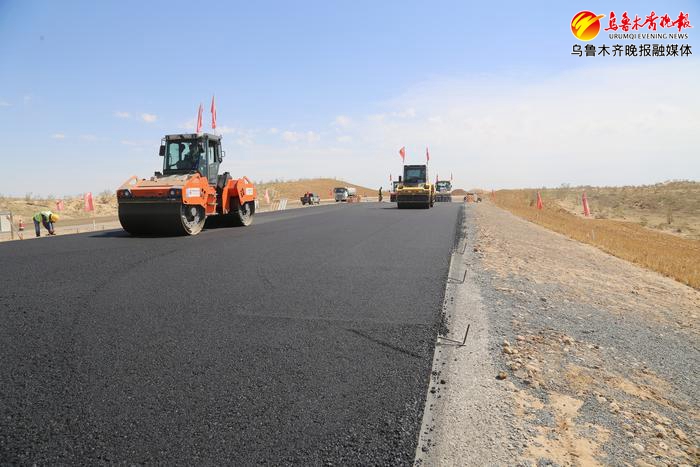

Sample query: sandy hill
[536,180,700,239]
[0,194,117,224]
[257,178,376,201]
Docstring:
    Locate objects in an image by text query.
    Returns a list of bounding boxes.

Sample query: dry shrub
[494,190,700,290]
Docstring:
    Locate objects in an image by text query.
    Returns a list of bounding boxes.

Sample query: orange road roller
[117,133,257,236]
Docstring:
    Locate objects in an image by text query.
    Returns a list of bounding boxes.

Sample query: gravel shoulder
[417,202,699,466]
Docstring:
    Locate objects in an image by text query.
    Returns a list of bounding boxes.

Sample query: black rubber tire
[230,201,254,226]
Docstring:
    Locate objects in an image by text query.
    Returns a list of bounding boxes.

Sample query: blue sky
[0,0,698,196]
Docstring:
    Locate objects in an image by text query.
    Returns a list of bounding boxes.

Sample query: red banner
[84,192,94,212]
[399,146,405,162]
[196,103,203,133]
[210,95,217,130]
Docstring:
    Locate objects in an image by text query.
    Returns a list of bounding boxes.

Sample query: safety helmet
[49,214,59,222]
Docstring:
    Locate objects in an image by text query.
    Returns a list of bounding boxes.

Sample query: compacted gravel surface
[420,202,698,466]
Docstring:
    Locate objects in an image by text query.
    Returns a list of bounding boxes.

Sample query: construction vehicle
[435,180,453,202]
[300,192,321,205]
[396,165,435,209]
[334,187,357,202]
[389,180,400,202]
[116,133,257,236]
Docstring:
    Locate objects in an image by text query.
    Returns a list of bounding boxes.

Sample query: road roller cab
[117,133,257,236]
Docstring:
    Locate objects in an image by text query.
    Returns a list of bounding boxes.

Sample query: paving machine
[396,164,435,209]
[435,180,453,202]
[117,133,257,236]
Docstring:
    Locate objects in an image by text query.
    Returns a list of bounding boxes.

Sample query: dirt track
[420,202,699,466]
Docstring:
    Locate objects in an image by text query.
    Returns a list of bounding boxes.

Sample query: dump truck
[116,133,257,236]
[396,164,435,209]
[435,180,453,202]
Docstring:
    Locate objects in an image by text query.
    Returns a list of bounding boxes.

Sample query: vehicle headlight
[118,189,132,198]
[168,188,182,198]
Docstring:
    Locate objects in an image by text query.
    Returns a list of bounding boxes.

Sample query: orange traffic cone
[536,192,543,210]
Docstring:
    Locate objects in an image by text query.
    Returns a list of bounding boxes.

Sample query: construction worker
[33,211,59,237]
[378,186,383,202]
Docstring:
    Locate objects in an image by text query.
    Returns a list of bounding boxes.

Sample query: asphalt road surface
[0,202,462,464]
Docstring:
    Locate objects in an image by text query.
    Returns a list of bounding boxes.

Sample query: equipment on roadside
[300,192,320,205]
[334,186,357,202]
[396,165,435,209]
[116,133,256,236]
[389,181,400,202]
[435,180,453,202]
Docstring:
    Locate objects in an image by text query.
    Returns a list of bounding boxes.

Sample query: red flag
[264,189,270,204]
[399,146,405,162]
[210,95,217,129]
[55,200,64,211]
[582,192,591,217]
[426,147,430,162]
[84,192,94,212]
[196,103,203,133]
[536,192,543,210]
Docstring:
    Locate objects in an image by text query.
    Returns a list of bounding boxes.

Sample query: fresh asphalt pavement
[0,202,462,464]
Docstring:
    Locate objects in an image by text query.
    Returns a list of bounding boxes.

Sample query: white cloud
[0,101,10,107]
[51,133,65,139]
[80,134,98,141]
[114,111,131,118]
[216,126,237,135]
[282,130,320,144]
[391,108,416,118]
[180,118,197,131]
[334,62,700,189]
[141,113,157,123]
[225,62,699,190]
[268,127,279,134]
[281,131,300,142]
[333,115,352,128]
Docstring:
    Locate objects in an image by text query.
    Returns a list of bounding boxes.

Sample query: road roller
[396,164,435,209]
[116,133,257,235]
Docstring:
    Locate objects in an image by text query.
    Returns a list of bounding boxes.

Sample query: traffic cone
[536,192,543,210]
[18,217,25,231]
